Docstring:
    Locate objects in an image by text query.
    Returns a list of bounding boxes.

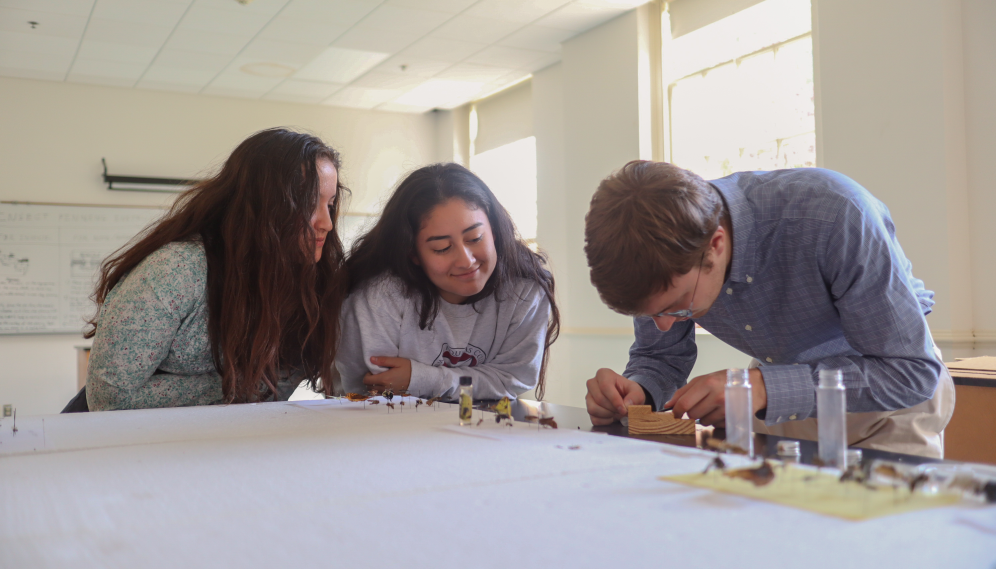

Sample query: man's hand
[663,368,767,426]
[585,368,646,426]
[362,356,412,391]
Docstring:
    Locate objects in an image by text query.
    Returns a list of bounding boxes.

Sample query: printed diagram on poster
[0,204,164,334]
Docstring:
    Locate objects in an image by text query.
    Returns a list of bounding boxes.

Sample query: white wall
[0,77,436,416]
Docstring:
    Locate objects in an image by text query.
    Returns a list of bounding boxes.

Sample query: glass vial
[458,376,473,426]
[817,369,847,468]
[725,368,754,457]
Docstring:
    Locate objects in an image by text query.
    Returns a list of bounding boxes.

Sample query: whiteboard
[0,203,164,335]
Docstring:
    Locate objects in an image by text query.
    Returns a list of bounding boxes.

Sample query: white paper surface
[1,401,993,568]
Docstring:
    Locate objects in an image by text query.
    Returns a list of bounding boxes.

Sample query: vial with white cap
[725,368,754,457]
[458,376,473,426]
[817,369,847,468]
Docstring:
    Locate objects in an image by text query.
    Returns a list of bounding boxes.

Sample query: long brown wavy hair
[85,128,349,403]
[346,163,560,400]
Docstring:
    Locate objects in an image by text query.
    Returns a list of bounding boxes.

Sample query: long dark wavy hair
[346,163,559,400]
[85,128,350,403]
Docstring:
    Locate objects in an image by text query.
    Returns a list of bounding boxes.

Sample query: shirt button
[726,288,733,295]
[746,276,753,283]
[745,325,752,331]
[766,357,773,363]
[789,414,798,420]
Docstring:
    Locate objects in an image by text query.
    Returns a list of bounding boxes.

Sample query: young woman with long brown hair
[83,128,349,411]
[336,163,559,401]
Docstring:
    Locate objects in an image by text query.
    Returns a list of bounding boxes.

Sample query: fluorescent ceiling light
[393,79,485,108]
[294,46,390,83]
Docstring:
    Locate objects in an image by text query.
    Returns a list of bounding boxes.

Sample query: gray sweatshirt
[335,274,551,400]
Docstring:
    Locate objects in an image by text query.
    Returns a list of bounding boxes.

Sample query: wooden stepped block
[627,405,695,435]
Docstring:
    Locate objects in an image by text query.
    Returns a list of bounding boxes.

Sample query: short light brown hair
[584,160,725,315]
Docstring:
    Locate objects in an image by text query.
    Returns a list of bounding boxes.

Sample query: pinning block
[627,405,695,435]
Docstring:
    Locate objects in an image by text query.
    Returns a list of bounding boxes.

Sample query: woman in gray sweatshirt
[337,163,560,401]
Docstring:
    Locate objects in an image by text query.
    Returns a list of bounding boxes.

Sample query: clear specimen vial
[817,369,847,468]
[725,368,754,457]
[458,376,473,426]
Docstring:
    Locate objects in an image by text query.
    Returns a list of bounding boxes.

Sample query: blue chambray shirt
[625,168,942,425]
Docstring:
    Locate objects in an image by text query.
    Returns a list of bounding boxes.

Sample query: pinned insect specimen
[705,437,748,455]
[493,397,512,426]
[426,397,442,408]
[415,399,423,411]
[345,393,370,402]
[477,418,484,426]
[702,455,726,474]
[724,460,775,487]
[383,389,394,402]
[386,402,395,411]
[539,417,558,429]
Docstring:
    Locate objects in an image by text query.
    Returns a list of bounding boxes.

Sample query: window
[664,0,815,179]
[470,136,538,243]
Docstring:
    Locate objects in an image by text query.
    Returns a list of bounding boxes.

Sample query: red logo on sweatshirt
[432,343,487,368]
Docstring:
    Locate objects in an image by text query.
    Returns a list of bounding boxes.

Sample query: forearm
[409,361,535,401]
[623,318,696,411]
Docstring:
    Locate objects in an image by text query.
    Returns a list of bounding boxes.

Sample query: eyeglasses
[651,252,705,319]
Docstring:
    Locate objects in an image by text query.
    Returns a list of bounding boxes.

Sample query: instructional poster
[0,204,164,334]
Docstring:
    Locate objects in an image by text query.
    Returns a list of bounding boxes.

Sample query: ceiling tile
[178,4,272,35]
[0,7,88,39]
[578,0,649,9]
[0,49,73,73]
[205,69,284,95]
[239,39,325,67]
[267,78,343,97]
[351,70,424,90]
[403,36,486,63]
[91,0,189,27]
[359,5,453,35]
[524,51,560,71]
[84,18,174,47]
[0,65,67,80]
[0,30,77,56]
[498,24,573,53]
[371,54,451,78]
[465,0,572,24]
[333,25,421,53]
[70,57,146,79]
[135,79,202,93]
[65,72,137,87]
[393,78,484,108]
[76,39,158,64]
[466,45,553,68]
[383,0,477,14]
[278,0,378,29]
[140,63,218,85]
[376,100,434,113]
[153,48,230,72]
[263,79,344,104]
[536,1,628,32]
[257,17,349,46]
[323,85,403,110]
[435,62,515,84]
[293,45,388,83]
[164,28,251,55]
[432,15,521,44]
[0,0,95,17]
[196,0,286,17]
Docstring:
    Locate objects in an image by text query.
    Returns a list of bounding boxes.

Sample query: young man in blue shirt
[583,161,954,458]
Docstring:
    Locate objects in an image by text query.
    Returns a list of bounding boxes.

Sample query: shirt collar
[709,174,755,284]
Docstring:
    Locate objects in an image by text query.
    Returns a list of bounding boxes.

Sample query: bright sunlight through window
[470,136,538,242]
[664,0,815,180]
